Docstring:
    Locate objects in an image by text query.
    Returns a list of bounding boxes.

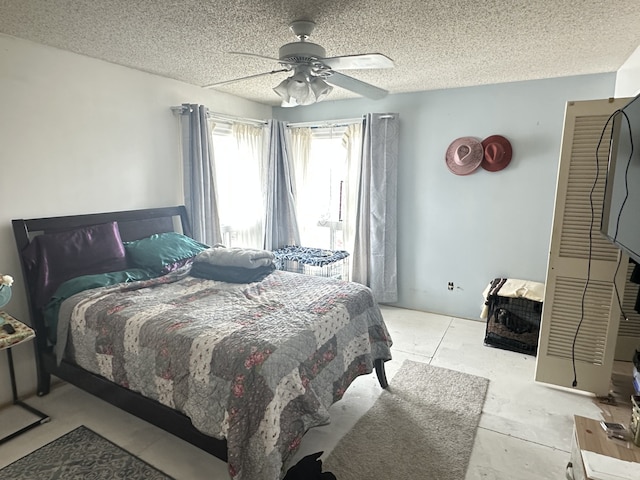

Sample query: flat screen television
[601,94,640,264]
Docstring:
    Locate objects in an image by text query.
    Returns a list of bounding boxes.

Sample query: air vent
[282,55,319,64]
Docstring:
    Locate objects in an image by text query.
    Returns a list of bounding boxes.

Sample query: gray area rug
[324,360,489,480]
[0,425,175,479]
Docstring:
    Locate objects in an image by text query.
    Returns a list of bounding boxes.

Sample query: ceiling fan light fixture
[273,68,333,107]
[309,77,333,102]
[273,78,293,103]
[279,99,298,108]
[286,71,311,99]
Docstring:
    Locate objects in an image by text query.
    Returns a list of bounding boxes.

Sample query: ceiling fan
[204,20,394,107]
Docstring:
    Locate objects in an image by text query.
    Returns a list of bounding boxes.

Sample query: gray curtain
[351,113,399,303]
[180,104,222,245]
[263,120,301,250]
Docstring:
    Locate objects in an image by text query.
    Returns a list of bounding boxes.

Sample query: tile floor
[0,306,634,479]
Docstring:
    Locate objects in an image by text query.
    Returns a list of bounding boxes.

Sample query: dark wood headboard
[11,205,191,351]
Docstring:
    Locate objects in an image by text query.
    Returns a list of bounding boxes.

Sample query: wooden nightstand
[0,311,50,444]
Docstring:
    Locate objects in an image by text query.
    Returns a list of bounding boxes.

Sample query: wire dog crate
[272,245,350,280]
[484,295,543,356]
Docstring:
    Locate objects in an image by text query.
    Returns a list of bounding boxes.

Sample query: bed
[11,206,392,480]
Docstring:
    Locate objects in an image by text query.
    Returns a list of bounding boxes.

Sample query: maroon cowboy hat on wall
[481,135,512,172]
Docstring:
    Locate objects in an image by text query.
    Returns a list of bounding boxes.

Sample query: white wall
[615,44,640,97]
[0,34,270,406]
[274,73,617,321]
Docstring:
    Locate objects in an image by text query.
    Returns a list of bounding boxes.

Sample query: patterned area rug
[0,426,175,479]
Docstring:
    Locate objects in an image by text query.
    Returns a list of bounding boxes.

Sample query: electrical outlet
[447,282,454,291]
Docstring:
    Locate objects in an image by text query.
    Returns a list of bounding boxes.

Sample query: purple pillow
[23,221,128,309]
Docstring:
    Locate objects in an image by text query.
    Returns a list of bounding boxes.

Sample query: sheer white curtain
[289,127,314,243]
[212,123,265,248]
[289,123,363,269]
[342,123,363,277]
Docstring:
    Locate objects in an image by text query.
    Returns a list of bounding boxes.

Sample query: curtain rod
[286,117,364,128]
[170,106,267,127]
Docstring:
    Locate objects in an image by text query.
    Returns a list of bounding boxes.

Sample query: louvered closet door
[535,98,630,397]
[616,261,640,360]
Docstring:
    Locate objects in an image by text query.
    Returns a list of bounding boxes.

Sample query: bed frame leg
[374,359,388,389]
[37,374,51,396]
[33,343,50,396]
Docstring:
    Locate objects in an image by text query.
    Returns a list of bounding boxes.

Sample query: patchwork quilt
[56,268,392,480]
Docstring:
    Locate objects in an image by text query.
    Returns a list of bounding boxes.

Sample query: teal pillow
[125,232,209,274]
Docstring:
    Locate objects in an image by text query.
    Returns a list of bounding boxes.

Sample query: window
[210,123,266,249]
[290,123,362,253]
[303,135,346,250]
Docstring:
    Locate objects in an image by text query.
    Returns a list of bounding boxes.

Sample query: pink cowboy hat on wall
[445,137,484,175]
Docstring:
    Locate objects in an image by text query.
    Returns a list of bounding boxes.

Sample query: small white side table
[0,311,50,444]
[567,415,640,479]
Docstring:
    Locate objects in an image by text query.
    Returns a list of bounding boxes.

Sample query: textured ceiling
[1,0,639,106]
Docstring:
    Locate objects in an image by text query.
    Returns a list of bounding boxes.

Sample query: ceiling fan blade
[203,69,289,88]
[324,71,388,100]
[228,52,297,66]
[228,51,282,62]
[321,53,394,70]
